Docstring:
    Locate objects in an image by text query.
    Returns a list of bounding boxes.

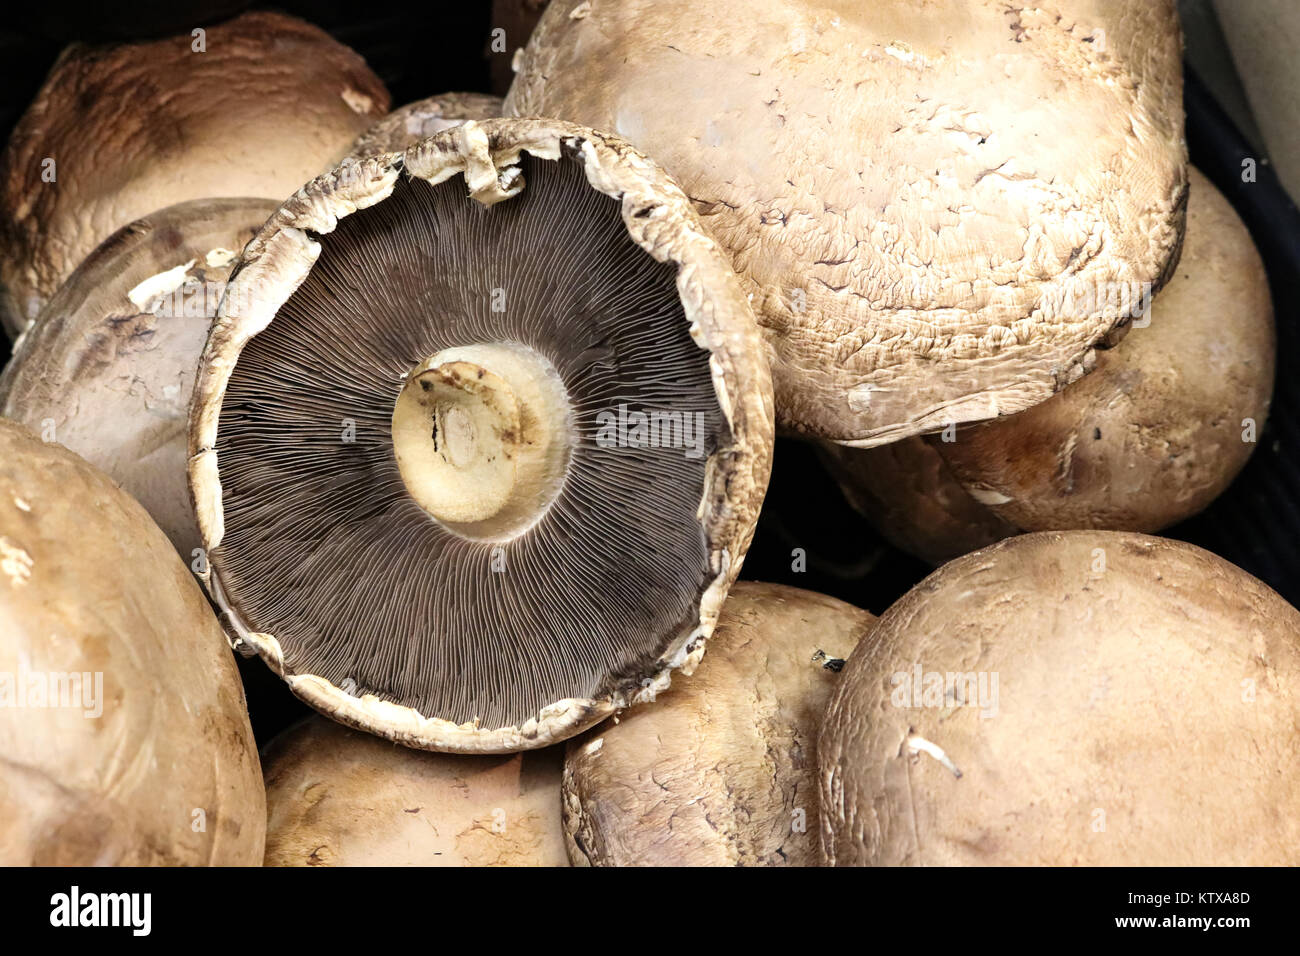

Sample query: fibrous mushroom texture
[562,582,874,866]
[0,11,390,338]
[0,198,276,556]
[189,118,773,753]
[819,531,1300,866]
[823,167,1274,561]
[263,716,567,866]
[507,0,1187,446]
[345,92,504,160]
[0,419,264,865]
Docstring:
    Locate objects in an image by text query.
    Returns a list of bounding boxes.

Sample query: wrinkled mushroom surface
[0,419,264,865]
[820,531,1300,866]
[824,167,1273,561]
[508,0,1187,446]
[345,92,503,160]
[189,118,774,753]
[263,716,566,866]
[0,11,389,338]
[563,581,874,866]
[0,198,275,556]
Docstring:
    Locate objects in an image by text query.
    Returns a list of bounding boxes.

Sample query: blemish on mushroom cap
[188,118,774,753]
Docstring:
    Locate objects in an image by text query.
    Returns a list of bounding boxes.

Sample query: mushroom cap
[818,436,1017,566]
[189,117,774,753]
[0,10,390,338]
[940,166,1275,531]
[562,581,874,865]
[0,198,276,556]
[819,531,1300,866]
[346,93,504,160]
[0,418,264,865]
[825,167,1275,562]
[507,0,1187,445]
[263,716,566,866]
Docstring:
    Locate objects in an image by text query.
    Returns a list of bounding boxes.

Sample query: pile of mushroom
[2,1,1297,870]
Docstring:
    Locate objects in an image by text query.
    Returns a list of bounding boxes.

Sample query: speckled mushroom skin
[824,167,1273,560]
[507,0,1187,446]
[562,582,875,866]
[188,117,774,753]
[346,93,504,160]
[263,716,566,866]
[0,419,264,865]
[0,11,390,339]
[819,531,1300,866]
[0,198,276,557]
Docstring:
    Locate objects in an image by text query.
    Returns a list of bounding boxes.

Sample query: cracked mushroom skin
[263,716,566,866]
[346,93,504,160]
[188,117,774,754]
[823,167,1274,560]
[819,531,1300,866]
[0,11,390,339]
[507,0,1187,446]
[0,419,264,865]
[562,581,874,866]
[0,198,277,556]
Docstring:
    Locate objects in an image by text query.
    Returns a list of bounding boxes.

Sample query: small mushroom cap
[345,93,504,160]
[0,11,390,338]
[189,118,774,753]
[820,531,1300,866]
[508,0,1187,445]
[0,198,276,556]
[0,419,264,865]
[818,436,1017,566]
[263,716,567,866]
[562,581,875,866]
[940,166,1275,531]
[824,167,1274,561]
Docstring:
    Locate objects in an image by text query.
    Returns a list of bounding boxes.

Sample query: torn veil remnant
[345,93,504,160]
[188,118,774,754]
[507,0,1188,446]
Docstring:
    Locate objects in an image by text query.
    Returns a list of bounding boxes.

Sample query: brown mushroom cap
[189,118,774,753]
[0,198,276,556]
[0,418,264,865]
[940,166,1274,530]
[507,0,1187,445]
[824,167,1274,561]
[562,581,874,865]
[0,11,390,339]
[818,436,1017,566]
[263,715,566,866]
[346,93,504,160]
[820,531,1300,866]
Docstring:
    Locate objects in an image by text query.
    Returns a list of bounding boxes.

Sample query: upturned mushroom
[345,93,503,160]
[0,198,277,556]
[562,581,874,866]
[188,118,774,753]
[507,0,1188,446]
[820,531,1300,866]
[0,11,390,338]
[0,419,264,865]
[822,168,1274,562]
[263,716,566,866]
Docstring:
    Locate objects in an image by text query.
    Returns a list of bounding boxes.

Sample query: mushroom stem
[392,342,572,540]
